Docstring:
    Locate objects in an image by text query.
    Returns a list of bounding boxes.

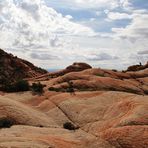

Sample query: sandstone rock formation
[39,62,148,95]
[29,62,92,81]
[0,49,47,85]
[0,91,147,148]
[126,61,148,71]
[0,55,148,147]
[66,62,92,71]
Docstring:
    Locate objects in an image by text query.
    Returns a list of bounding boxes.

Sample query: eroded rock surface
[0,49,47,85]
[0,57,148,147]
[0,91,147,148]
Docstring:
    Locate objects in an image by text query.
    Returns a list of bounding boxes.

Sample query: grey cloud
[138,50,148,55]
[86,53,119,61]
[50,36,63,47]
[129,53,148,64]
[135,28,148,38]
[112,11,148,42]
[21,2,40,21]
[13,39,47,50]
[50,37,58,47]
[0,1,6,12]
[30,52,59,60]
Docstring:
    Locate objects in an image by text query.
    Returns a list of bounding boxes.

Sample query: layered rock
[0,54,148,147]
[0,49,47,85]
[0,91,147,148]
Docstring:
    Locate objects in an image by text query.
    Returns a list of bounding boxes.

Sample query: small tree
[67,81,75,95]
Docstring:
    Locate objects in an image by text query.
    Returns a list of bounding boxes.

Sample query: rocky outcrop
[29,62,92,81]
[0,49,47,85]
[44,65,148,95]
[126,61,148,71]
[66,62,92,71]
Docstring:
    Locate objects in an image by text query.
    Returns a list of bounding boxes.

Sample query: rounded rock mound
[66,62,92,71]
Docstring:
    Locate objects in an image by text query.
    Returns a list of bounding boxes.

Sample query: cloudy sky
[0,0,148,70]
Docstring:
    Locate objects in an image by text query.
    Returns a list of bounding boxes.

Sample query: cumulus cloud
[112,10,148,40]
[0,0,147,69]
[0,0,98,69]
[0,0,95,50]
[65,15,73,20]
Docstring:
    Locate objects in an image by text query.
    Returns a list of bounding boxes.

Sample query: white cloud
[0,0,95,49]
[112,12,148,39]
[74,0,119,9]
[65,15,73,20]
[107,12,132,20]
[47,0,125,10]
[0,0,99,69]
[0,0,147,70]
[119,0,131,8]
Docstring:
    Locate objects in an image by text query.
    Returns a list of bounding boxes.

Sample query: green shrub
[31,82,45,94]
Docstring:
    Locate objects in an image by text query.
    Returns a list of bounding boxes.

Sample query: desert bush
[66,87,74,93]
[31,82,45,94]
[95,73,105,77]
[3,79,29,92]
[66,81,75,94]
[0,118,14,128]
[15,79,29,91]
[63,122,78,130]
[48,87,61,92]
[112,69,117,72]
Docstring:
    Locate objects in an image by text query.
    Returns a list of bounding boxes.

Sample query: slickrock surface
[42,66,148,95]
[28,62,92,81]
[0,54,148,147]
[0,91,148,148]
